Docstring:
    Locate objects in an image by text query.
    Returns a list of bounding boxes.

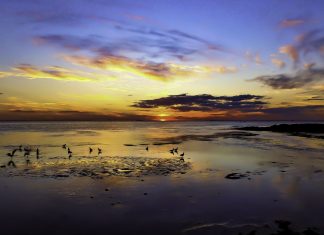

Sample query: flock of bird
[5,145,40,167]
[4,144,185,167]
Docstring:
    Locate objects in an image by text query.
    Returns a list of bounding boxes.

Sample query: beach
[1,121,324,235]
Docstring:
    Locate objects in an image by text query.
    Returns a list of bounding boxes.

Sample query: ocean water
[0,121,324,234]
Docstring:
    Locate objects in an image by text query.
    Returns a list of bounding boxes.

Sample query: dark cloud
[261,105,324,121]
[131,94,324,120]
[0,110,153,121]
[132,94,267,112]
[251,68,324,89]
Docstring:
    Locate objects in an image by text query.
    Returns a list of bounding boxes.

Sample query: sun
[158,113,169,122]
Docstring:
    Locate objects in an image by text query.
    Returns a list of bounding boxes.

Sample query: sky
[0,0,323,121]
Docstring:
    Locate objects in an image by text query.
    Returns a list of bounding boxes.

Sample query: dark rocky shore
[236,124,324,139]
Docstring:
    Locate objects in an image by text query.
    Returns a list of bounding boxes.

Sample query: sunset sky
[0,0,323,121]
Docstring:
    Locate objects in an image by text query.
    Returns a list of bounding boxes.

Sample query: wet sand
[0,121,324,235]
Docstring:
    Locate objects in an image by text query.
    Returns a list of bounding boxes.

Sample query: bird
[179,156,185,162]
[36,148,40,159]
[62,144,67,149]
[68,148,72,155]
[169,149,174,155]
[7,159,16,167]
[98,148,102,155]
[89,147,93,154]
[174,147,178,154]
[7,149,17,157]
[180,152,184,157]
[146,146,149,151]
[24,150,31,157]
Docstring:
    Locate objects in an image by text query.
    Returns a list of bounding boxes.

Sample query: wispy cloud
[251,68,324,89]
[278,29,324,68]
[279,45,299,64]
[279,18,306,28]
[245,51,263,65]
[0,71,15,78]
[63,55,212,82]
[303,96,324,101]
[32,32,235,82]
[296,29,324,56]
[1,64,115,82]
[271,58,286,69]
[34,26,227,63]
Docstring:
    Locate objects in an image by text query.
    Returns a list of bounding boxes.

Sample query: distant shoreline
[0,120,323,122]
[237,123,324,139]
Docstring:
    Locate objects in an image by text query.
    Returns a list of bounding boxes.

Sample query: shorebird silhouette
[180,152,184,157]
[174,147,178,154]
[7,149,17,157]
[7,159,16,167]
[7,149,17,167]
[169,149,174,155]
[62,144,67,149]
[98,148,102,155]
[146,146,149,151]
[24,150,31,157]
[89,147,93,154]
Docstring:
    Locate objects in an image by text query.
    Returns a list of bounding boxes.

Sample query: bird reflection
[7,149,17,158]
[7,158,16,167]
[36,148,40,159]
